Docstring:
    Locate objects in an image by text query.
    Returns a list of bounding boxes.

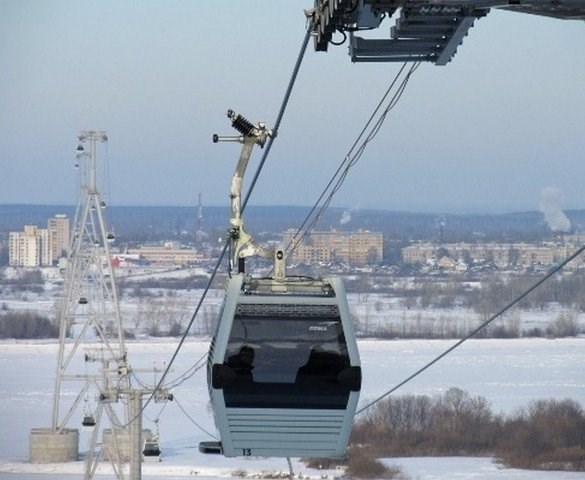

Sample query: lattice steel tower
[49,131,129,475]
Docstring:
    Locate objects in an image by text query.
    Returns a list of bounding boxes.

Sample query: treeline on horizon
[2,268,585,339]
[2,204,585,243]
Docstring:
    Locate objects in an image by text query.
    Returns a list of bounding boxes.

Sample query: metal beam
[436,16,477,65]
[310,0,585,64]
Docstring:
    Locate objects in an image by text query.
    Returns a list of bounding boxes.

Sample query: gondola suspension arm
[213,110,278,274]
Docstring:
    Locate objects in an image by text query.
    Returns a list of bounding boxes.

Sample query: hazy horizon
[2,3,584,213]
[0,201,566,216]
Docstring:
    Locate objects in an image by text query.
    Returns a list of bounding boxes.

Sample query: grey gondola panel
[205,274,361,458]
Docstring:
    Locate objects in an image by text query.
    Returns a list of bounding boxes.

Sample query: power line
[173,395,218,440]
[356,243,585,415]
[285,61,420,258]
[127,240,228,425]
[152,23,313,403]
[165,352,208,390]
[242,25,312,212]
[121,21,315,428]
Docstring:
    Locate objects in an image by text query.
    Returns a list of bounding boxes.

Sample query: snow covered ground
[7,280,585,339]
[1,337,584,479]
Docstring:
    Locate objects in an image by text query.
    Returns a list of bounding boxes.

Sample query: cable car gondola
[143,439,162,461]
[82,395,96,427]
[82,413,96,427]
[199,111,361,458]
[205,273,361,458]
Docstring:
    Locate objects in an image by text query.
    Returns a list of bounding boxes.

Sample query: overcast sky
[1,1,584,214]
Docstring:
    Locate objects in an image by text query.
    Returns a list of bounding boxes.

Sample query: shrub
[546,312,580,337]
[346,447,406,479]
[351,390,585,472]
[0,311,58,338]
[497,399,585,470]
[352,388,496,456]
[303,457,341,470]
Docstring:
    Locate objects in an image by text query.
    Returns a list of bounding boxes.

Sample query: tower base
[29,427,79,463]
[103,428,152,461]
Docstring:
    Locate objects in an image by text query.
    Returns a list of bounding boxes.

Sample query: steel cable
[285,61,420,258]
[119,22,314,428]
[356,243,585,415]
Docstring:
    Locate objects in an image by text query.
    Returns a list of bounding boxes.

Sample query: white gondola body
[206,274,361,458]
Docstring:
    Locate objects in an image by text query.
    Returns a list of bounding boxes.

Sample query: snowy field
[1,337,584,479]
[7,283,585,339]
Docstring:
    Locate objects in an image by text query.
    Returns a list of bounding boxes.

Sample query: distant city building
[402,241,585,269]
[8,215,70,267]
[47,214,70,261]
[126,241,206,266]
[9,225,48,267]
[283,229,383,266]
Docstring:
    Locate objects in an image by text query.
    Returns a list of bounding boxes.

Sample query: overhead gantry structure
[309,0,585,64]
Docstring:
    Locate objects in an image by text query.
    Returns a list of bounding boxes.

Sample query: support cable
[159,22,312,392]
[164,352,208,390]
[356,243,585,415]
[143,397,170,425]
[173,395,219,440]
[117,21,314,427]
[116,241,228,429]
[241,25,312,212]
[285,61,419,257]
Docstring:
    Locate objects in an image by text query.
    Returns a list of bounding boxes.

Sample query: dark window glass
[222,314,352,409]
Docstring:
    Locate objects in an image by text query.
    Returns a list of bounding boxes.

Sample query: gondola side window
[217,314,356,409]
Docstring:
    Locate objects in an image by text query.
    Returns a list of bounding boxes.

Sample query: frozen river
[1,338,584,479]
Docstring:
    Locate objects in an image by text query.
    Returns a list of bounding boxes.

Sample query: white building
[8,215,70,267]
[9,226,46,267]
[126,242,205,266]
[282,229,383,265]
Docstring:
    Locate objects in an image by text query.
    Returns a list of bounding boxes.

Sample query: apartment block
[8,215,70,267]
[126,242,205,266]
[9,225,47,267]
[402,241,584,269]
[283,229,383,265]
[47,214,70,261]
